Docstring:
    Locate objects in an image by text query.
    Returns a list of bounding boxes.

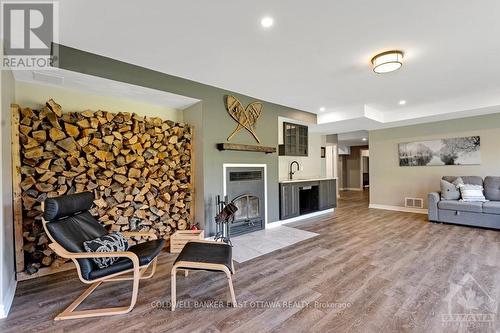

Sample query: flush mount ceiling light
[371,50,404,74]
[261,16,274,28]
[362,138,367,141]
[319,107,326,112]
[399,100,407,105]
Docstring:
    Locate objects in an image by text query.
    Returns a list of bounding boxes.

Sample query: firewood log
[17,100,193,272]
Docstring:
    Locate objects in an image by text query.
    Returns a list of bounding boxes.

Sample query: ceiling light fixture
[362,138,367,141]
[399,100,406,105]
[371,50,404,74]
[319,107,326,112]
[261,17,274,28]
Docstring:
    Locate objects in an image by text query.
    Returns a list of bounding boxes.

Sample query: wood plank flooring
[2,191,500,332]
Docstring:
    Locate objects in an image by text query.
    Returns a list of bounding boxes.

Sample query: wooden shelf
[217,143,276,154]
[16,262,75,281]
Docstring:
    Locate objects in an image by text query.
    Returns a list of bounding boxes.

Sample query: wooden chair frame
[41,203,161,321]
[171,240,236,311]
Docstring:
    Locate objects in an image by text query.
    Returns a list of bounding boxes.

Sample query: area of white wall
[278,117,326,180]
[0,65,17,318]
[15,81,183,121]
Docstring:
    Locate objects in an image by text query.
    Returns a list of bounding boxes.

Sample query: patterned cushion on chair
[83,232,129,268]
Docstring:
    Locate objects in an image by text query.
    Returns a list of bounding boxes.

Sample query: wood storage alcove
[11,100,195,280]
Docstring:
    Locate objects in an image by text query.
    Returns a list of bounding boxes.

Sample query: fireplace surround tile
[231,226,318,263]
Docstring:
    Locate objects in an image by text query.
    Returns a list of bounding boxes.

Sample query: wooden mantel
[216,143,276,154]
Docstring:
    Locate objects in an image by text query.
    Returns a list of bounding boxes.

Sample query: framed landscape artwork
[399,136,480,166]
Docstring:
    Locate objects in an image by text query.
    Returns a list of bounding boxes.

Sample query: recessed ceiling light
[319,107,326,112]
[261,17,274,28]
[371,50,404,74]
[399,100,406,105]
[362,138,367,141]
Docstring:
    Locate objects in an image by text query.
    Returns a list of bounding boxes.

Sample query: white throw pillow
[458,184,488,202]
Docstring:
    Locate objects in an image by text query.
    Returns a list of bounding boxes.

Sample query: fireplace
[224,166,265,236]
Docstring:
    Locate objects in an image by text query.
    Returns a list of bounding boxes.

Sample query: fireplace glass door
[225,166,265,236]
[233,195,260,222]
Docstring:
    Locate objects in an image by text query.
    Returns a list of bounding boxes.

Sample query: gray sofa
[428,176,500,229]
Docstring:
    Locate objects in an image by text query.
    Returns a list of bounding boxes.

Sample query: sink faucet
[289,161,300,180]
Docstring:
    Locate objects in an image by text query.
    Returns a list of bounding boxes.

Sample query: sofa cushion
[438,200,483,213]
[484,176,500,201]
[458,184,487,202]
[482,201,500,215]
[442,176,483,186]
[440,178,463,200]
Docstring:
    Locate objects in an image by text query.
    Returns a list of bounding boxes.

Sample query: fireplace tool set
[214,195,238,245]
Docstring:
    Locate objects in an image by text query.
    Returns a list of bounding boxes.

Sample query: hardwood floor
[2,191,500,332]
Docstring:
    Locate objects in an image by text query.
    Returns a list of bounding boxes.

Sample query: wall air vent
[32,71,64,85]
[405,197,424,209]
[229,171,262,182]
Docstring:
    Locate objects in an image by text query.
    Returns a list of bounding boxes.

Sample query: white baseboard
[0,280,17,319]
[341,188,363,191]
[204,208,335,238]
[369,204,428,215]
[268,209,335,228]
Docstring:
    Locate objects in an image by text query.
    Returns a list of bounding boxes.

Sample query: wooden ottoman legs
[171,261,236,311]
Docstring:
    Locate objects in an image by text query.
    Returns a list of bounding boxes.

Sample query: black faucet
[289,161,300,180]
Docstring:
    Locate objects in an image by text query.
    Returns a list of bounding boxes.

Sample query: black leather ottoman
[171,240,236,311]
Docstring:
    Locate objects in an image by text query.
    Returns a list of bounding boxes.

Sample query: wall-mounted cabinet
[279,122,308,156]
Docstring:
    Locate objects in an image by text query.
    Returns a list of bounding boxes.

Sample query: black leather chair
[41,192,165,320]
[171,240,236,311]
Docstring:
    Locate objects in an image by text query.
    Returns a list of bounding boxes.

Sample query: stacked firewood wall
[18,99,193,273]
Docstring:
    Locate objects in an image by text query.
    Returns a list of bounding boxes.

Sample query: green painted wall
[54,44,317,234]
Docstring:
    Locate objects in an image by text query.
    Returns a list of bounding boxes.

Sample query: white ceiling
[338,130,369,147]
[13,68,200,110]
[55,0,500,133]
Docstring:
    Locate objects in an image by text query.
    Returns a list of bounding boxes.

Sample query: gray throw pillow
[441,178,463,200]
[453,177,465,187]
